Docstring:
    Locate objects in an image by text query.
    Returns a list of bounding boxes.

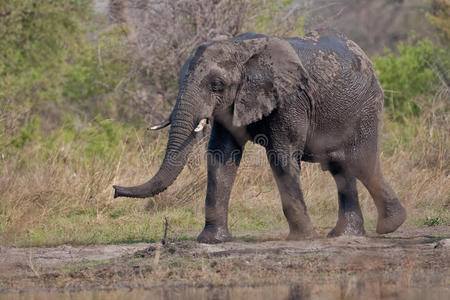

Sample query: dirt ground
[0,226,449,298]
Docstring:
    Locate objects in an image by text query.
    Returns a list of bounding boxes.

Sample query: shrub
[0,0,135,141]
[0,0,93,133]
[373,36,449,117]
[424,216,445,226]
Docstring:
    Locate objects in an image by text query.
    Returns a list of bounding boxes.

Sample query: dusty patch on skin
[311,50,340,81]
[346,39,372,72]
[0,226,449,293]
[302,30,320,44]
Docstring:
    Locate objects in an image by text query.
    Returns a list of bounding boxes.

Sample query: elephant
[113,29,407,243]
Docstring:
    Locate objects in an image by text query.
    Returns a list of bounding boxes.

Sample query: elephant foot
[327,212,365,237]
[197,226,232,244]
[286,229,318,241]
[327,226,366,237]
[376,201,407,234]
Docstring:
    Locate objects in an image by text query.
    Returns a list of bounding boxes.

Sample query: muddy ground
[0,226,449,298]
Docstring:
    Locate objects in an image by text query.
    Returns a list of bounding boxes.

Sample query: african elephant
[113,29,407,243]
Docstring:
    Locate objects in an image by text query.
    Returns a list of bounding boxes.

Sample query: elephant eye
[211,79,225,93]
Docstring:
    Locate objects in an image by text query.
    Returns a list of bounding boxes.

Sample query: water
[2,282,449,300]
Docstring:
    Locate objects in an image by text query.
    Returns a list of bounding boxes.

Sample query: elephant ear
[233,37,309,127]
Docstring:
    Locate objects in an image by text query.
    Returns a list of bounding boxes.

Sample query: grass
[0,95,449,247]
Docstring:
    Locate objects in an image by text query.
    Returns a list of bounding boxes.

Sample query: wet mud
[0,226,449,299]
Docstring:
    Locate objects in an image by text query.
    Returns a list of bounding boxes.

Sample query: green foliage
[0,0,92,104]
[5,114,133,168]
[0,0,133,146]
[45,116,133,163]
[62,25,134,112]
[9,116,41,149]
[78,116,131,160]
[423,216,445,226]
[373,37,449,117]
[0,0,91,70]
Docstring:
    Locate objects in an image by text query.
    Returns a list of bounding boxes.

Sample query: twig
[162,217,169,245]
[28,250,40,278]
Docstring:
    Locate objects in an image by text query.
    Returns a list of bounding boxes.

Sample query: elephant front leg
[197,122,243,244]
[267,150,317,240]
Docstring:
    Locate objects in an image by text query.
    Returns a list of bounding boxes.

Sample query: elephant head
[113,35,310,198]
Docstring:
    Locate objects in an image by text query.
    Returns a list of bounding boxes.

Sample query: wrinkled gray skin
[113,30,407,243]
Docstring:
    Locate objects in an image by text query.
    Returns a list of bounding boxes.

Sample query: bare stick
[28,250,40,278]
[162,217,169,246]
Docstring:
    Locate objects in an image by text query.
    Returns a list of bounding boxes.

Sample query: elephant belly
[302,145,344,164]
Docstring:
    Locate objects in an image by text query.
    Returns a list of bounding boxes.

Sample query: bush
[373,36,449,117]
[0,0,135,142]
[423,216,445,226]
[0,0,92,132]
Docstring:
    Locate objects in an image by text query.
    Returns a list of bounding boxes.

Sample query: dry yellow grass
[0,96,448,246]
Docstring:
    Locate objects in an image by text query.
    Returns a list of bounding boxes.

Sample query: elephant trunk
[113,94,202,198]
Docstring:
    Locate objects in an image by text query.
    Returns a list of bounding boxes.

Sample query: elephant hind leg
[354,156,406,234]
[327,161,365,237]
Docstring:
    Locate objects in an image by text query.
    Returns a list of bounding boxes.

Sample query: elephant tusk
[148,119,171,130]
[194,118,208,132]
